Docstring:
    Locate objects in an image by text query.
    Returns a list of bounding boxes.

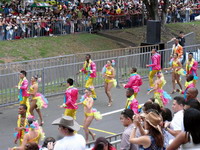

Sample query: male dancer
[16,70,30,114]
[14,104,28,145]
[146,49,161,89]
[78,54,97,100]
[60,78,78,119]
[186,52,198,80]
[125,88,139,114]
[123,67,142,98]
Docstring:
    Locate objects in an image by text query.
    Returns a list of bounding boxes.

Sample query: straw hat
[145,112,162,134]
[52,116,80,131]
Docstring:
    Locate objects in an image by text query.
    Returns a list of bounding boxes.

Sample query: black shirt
[177,36,185,47]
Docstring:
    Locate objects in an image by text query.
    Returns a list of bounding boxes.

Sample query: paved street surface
[1,71,200,149]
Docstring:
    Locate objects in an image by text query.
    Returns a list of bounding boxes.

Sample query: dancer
[28,75,48,126]
[76,88,101,142]
[146,49,161,90]
[16,70,30,114]
[122,67,143,98]
[60,78,78,119]
[102,60,116,106]
[10,117,44,150]
[147,72,172,107]
[14,104,28,146]
[78,54,97,100]
[179,74,195,99]
[125,88,139,114]
[164,53,183,94]
[171,38,183,62]
[186,52,198,83]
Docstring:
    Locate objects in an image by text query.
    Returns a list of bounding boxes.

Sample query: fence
[0,44,200,107]
[165,32,196,49]
[86,133,122,149]
[0,44,159,74]
[0,14,143,41]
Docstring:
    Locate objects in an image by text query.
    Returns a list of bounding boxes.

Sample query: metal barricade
[0,44,159,74]
[0,44,200,107]
[86,133,122,149]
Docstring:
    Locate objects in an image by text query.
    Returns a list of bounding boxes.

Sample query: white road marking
[101,108,124,116]
[101,103,144,117]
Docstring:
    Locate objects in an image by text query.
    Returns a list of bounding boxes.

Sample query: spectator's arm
[167,132,187,150]
[166,127,181,137]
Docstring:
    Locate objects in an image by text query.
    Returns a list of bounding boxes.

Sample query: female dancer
[164,53,183,94]
[76,88,96,143]
[28,75,48,126]
[102,60,116,106]
[147,72,171,107]
[10,117,44,150]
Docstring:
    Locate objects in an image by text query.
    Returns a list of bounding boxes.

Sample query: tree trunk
[161,0,170,24]
[143,0,159,20]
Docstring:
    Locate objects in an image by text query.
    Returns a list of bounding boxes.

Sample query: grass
[0,33,122,63]
[0,21,200,63]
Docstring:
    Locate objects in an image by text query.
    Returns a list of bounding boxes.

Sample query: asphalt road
[1,71,200,149]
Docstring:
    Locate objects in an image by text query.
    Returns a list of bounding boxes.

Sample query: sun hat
[52,116,80,131]
[145,112,162,134]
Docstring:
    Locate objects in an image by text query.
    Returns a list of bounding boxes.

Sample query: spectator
[167,108,200,150]
[91,137,116,150]
[52,116,86,150]
[186,87,199,101]
[120,109,139,150]
[40,137,56,150]
[164,96,185,140]
[24,143,39,150]
[129,112,164,150]
[184,99,200,111]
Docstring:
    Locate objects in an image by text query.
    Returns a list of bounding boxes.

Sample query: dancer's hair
[20,104,27,110]
[20,70,27,77]
[132,67,137,72]
[67,78,74,86]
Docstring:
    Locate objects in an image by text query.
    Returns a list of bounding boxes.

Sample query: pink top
[187,61,198,76]
[124,73,143,93]
[80,60,97,78]
[64,87,78,109]
[130,99,139,114]
[148,53,161,70]
[20,78,29,97]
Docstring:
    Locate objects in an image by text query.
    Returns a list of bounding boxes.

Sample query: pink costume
[18,78,29,97]
[124,73,143,94]
[80,60,97,78]
[64,86,79,110]
[148,53,161,71]
[186,59,198,76]
[125,95,139,114]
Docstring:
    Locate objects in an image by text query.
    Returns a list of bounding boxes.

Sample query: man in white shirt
[165,96,185,141]
[52,116,86,150]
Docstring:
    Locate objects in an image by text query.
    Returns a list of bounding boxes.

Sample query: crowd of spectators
[0,0,199,41]
[0,0,143,40]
